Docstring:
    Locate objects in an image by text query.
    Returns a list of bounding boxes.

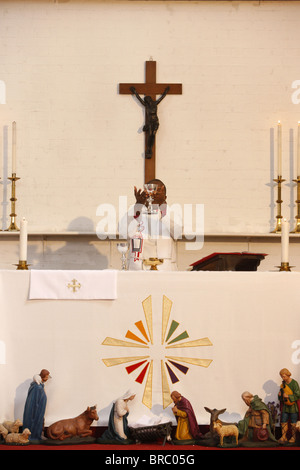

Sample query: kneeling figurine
[237,391,277,445]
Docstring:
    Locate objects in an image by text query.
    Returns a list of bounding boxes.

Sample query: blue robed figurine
[99,390,136,444]
[22,369,51,442]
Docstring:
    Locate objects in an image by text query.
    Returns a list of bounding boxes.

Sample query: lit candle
[19,217,28,261]
[12,121,16,174]
[277,120,282,177]
[297,121,300,178]
[281,218,289,264]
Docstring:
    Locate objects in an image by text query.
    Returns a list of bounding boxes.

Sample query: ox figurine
[47,405,99,441]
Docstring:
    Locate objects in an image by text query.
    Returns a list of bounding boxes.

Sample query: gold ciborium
[143,258,163,271]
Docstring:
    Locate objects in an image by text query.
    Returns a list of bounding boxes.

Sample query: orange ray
[125,330,148,345]
[135,320,150,342]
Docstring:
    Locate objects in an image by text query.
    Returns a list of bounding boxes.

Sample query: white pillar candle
[19,217,28,261]
[281,218,289,264]
[12,121,16,174]
[297,121,300,178]
[277,121,282,177]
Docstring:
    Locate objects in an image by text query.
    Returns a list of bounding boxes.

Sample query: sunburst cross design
[101,295,213,409]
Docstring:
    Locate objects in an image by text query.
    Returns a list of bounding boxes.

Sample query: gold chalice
[143,258,164,271]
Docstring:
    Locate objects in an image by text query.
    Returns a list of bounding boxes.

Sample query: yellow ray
[102,356,150,367]
[165,337,213,349]
[161,360,173,409]
[142,360,153,409]
[161,295,173,345]
[165,356,213,368]
[102,337,149,348]
[142,295,153,344]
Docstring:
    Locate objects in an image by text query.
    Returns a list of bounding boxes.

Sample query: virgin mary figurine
[99,390,136,444]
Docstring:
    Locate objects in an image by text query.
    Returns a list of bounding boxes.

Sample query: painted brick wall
[0,1,300,235]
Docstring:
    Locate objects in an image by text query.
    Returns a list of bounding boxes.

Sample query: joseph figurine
[171,391,201,441]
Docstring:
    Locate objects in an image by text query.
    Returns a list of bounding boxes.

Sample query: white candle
[277,121,282,177]
[12,121,16,174]
[19,217,28,261]
[297,121,300,178]
[281,218,289,264]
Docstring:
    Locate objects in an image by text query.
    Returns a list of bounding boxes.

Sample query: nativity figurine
[22,369,51,442]
[99,390,135,444]
[278,368,300,445]
[171,390,202,442]
[47,405,98,441]
[237,391,277,445]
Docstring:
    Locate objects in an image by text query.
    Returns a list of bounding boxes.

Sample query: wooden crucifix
[119,60,182,183]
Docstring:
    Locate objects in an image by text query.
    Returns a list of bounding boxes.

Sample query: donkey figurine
[202,407,237,446]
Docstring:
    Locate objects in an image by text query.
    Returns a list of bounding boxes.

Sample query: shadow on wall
[14,379,31,424]
[27,217,109,270]
[0,126,10,230]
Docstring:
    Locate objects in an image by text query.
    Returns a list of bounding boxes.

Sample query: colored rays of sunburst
[101,295,213,409]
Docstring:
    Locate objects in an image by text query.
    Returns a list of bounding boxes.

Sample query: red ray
[135,362,150,384]
[126,360,147,374]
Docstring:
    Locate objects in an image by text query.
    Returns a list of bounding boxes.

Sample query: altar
[0,269,299,431]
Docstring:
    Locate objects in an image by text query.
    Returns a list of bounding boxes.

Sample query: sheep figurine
[2,419,22,433]
[0,424,8,439]
[5,428,31,444]
[213,421,239,447]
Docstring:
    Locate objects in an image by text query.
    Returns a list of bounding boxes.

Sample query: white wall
[1,0,300,236]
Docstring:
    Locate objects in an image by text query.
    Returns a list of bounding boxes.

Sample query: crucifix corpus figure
[130,85,170,159]
[119,60,182,182]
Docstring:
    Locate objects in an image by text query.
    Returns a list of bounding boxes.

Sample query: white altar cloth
[0,270,299,428]
[29,269,117,300]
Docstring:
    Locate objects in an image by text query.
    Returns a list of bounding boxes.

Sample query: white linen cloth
[29,269,117,300]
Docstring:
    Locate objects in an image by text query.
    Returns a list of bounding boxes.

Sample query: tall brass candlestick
[271,176,285,233]
[6,173,20,231]
[291,177,300,233]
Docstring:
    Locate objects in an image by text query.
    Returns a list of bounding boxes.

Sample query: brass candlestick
[277,262,293,272]
[271,176,285,233]
[15,260,29,270]
[6,173,20,231]
[291,177,300,233]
